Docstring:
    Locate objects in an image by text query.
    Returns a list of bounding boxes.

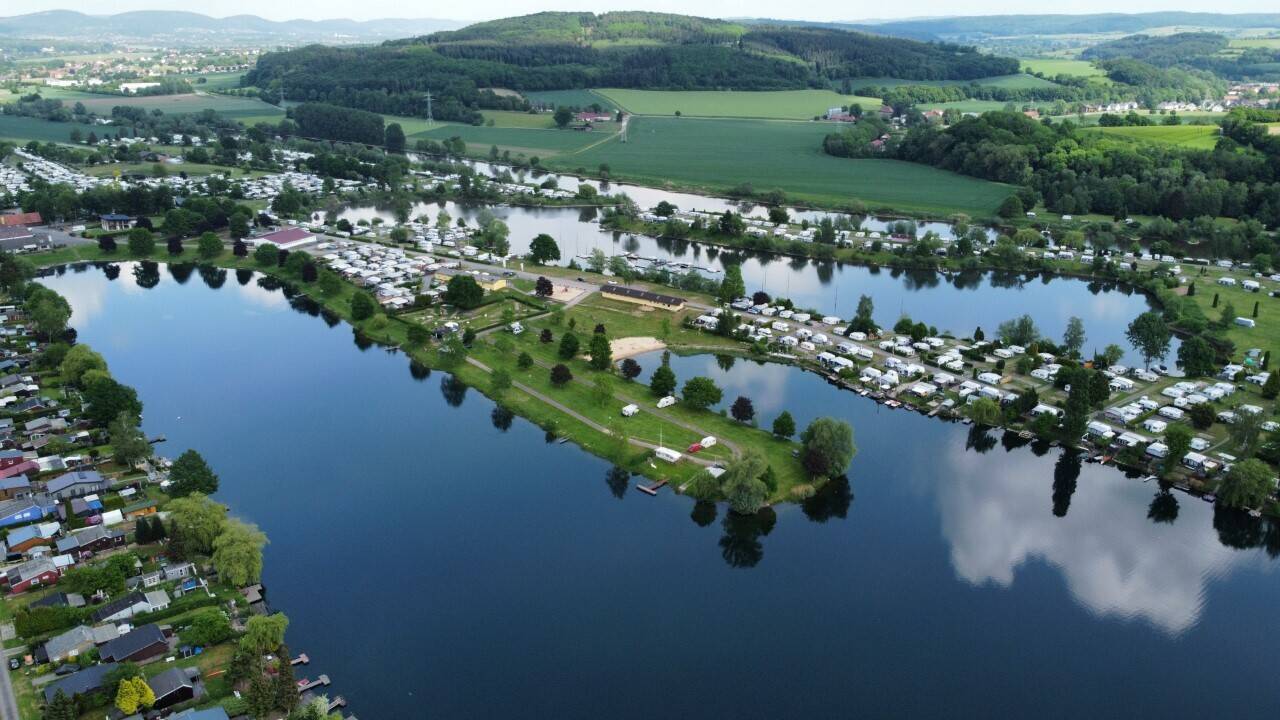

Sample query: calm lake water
[42,263,1278,719]
[336,200,1172,364]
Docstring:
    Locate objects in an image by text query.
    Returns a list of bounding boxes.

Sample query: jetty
[291,653,310,666]
[637,479,668,496]
[297,675,330,693]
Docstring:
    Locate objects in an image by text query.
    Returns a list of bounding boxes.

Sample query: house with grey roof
[89,591,151,624]
[54,525,125,556]
[40,625,95,663]
[42,662,118,703]
[149,666,200,709]
[45,470,108,500]
[98,623,167,663]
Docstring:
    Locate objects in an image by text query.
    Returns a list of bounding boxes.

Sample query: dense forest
[244,11,1020,123]
[825,109,1280,228]
[1082,32,1230,66]
[290,103,385,145]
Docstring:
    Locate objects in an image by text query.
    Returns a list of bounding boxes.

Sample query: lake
[41,262,1278,719]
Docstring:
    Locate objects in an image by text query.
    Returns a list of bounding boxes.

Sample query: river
[40,262,1279,719]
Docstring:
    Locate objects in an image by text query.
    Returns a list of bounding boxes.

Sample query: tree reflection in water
[197,265,226,290]
[167,263,195,284]
[133,261,160,289]
[1148,488,1179,524]
[604,466,629,499]
[802,476,853,523]
[491,405,514,432]
[408,360,431,382]
[719,507,777,569]
[440,375,468,408]
[1052,450,1082,518]
[102,263,121,281]
[690,500,717,527]
[966,425,997,454]
[235,268,254,286]
[351,328,373,352]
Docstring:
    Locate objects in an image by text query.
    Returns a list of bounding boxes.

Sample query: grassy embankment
[31,244,816,499]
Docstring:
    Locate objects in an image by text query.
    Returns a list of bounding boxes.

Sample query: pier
[637,479,669,496]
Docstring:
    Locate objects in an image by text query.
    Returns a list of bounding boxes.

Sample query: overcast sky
[8,1,1276,23]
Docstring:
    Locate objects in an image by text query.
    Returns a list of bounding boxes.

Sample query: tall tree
[169,449,219,497]
[212,518,267,586]
[1126,312,1171,369]
[1062,316,1086,357]
[800,418,856,478]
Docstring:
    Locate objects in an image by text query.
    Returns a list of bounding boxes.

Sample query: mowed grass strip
[1085,124,1222,150]
[554,115,1012,216]
[595,88,883,120]
[523,89,618,110]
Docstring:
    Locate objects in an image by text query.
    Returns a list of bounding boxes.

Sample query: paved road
[0,662,21,720]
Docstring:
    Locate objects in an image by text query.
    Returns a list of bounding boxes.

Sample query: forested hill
[1082,33,1230,66]
[245,11,1018,123]
[1082,32,1280,81]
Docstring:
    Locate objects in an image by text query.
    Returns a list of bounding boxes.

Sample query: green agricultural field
[54,92,284,120]
[551,116,1012,216]
[523,89,618,110]
[1085,124,1222,150]
[594,89,882,120]
[412,123,618,157]
[1230,37,1280,49]
[1019,58,1107,78]
[479,111,560,129]
[0,115,83,144]
[183,72,246,91]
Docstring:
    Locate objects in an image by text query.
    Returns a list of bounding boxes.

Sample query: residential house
[89,591,151,623]
[98,623,168,663]
[0,493,56,528]
[42,662,119,703]
[28,591,85,610]
[55,525,126,557]
[144,589,170,613]
[5,556,60,593]
[39,625,95,663]
[3,522,55,556]
[149,667,199,709]
[46,470,108,500]
[122,499,158,520]
[163,562,196,582]
[0,474,31,500]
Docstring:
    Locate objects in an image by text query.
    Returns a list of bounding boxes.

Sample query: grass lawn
[45,92,284,120]
[1019,58,1108,78]
[595,89,883,120]
[523,89,618,110]
[1084,124,1222,150]
[551,115,1013,216]
[411,123,618,158]
[1184,268,1280,362]
[182,72,246,91]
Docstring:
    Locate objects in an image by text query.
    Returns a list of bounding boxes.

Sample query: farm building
[600,284,686,311]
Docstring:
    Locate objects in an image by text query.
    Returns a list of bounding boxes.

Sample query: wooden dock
[297,675,330,693]
[291,653,309,666]
[637,479,668,496]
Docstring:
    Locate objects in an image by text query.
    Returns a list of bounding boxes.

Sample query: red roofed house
[575,111,612,123]
[0,212,42,227]
[253,227,317,250]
